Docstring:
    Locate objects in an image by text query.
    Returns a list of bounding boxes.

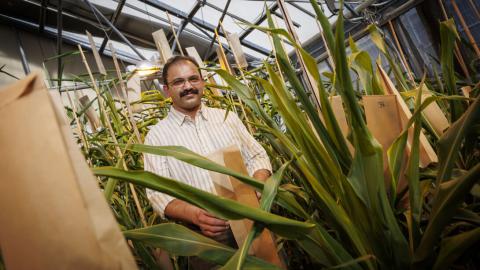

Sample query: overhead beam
[167,0,202,45]
[113,0,210,45]
[204,1,300,28]
[24,0,156,48]
[83,0,146,60]
[287,1,316,18]
[15,29,31,75]
[239,3,278,40]
[203,0,232,60]
[139,0,270,56]
[39,0,48,33]
[98,0,126,54]
[189,20,235,55]
[57,0,62,88]
[0,13,140,64]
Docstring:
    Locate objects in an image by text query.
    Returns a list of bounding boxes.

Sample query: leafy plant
[44,1,480,269]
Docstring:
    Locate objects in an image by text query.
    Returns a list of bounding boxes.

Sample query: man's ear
[163,84,171,97]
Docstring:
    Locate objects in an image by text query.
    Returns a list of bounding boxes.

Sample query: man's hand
[253,169,271,199]
[253,169,271,182]
[191,208,229,237]
[164,199,229,237]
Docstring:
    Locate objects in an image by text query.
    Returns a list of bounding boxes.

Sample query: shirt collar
[169,104,208,126]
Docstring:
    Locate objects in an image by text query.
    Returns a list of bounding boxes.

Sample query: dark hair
[162,55,200,84]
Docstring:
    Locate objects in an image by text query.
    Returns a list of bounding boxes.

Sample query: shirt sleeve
[228,113,272,176]
[143,128,175,219]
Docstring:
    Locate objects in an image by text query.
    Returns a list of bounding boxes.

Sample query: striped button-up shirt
[144,105,272,218]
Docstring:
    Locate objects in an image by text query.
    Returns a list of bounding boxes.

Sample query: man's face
[164,60,204,113]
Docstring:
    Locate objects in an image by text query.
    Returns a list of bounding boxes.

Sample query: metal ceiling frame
[132,0,336,61]
[167,0,203,46]
[98,0,127,53]
[0,11,145,64]
[138,0,270,56]
[4,0,361,65]
[203,0,232,61]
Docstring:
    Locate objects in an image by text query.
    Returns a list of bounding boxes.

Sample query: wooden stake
[165,11,184,56]
[461,85,472,98]
[467,0,480,19]
[315,19,335,70]
[85,31,107,76]
[218,25,254,134]
[387,20,416,84]
[79,95,101,131]
[152,29,173,64]
[78,44,148,228]
[109,43,142,143]
[276,0,321,109]
[64,88,90,155]
[450,0,480,57]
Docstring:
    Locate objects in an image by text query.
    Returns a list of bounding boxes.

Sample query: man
[143,55,272,253]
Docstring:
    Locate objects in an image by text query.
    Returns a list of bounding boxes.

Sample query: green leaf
[124,223,280,270]
[387,94,470,201]
[334,3,409,268]
[367,25,410,92]
[432,227,480,270]
[439,19,463,122]
[264,8,351,173]
[93,167,315,239]
[348,37,384,95]
[405,82,424,252]
[297,225,362,269]
[103,158,123,201]
[124,144,310,220]
[414,163,480,264]
[436,79,480,185]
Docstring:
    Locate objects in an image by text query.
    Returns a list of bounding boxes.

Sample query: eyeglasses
[167,75,203,89]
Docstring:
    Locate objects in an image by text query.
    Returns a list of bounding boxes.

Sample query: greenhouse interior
[0,0,479,269]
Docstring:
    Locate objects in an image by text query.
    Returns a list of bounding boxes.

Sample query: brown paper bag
[364,95,404,170]
[207,146,284,268]
[420,88,449,137]
[377,63,437,167]
[0,73,137,270]
[364,95,409,195]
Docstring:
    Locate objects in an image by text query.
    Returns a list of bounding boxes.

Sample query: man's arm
[164,199,229,237]
[229,113,273,177]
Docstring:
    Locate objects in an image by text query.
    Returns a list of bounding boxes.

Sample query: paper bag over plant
[0,73,137,270]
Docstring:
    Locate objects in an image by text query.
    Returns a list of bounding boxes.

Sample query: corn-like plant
[45,1,480,269]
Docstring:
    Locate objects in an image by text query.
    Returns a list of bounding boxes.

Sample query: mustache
[179,88,199,97]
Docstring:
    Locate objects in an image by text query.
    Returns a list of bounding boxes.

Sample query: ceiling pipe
[83,0,147,60]
[57,0,62,87]
[23,0,156,48]
[331,0,378,27]
[0,13,140,64]
[15,29,31,75]
[98,0,127,54]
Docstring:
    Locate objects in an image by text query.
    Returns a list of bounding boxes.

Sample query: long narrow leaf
[93,167,315,238]
[124,223,280,270]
